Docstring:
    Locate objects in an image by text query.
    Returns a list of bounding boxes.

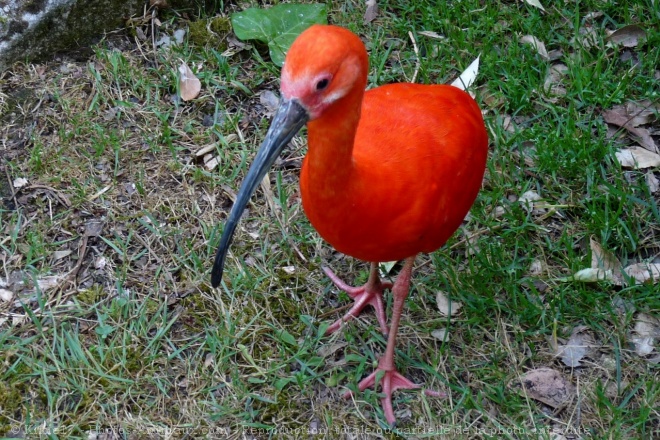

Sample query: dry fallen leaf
[13,177,28,188]
[363,0,379,24]
[95,256,107,270]
[280,266,295,275]
[631,313,660,357]
[36,276,61,291]
[514,368,575,408]
[260,90,280,116]
[607,24,646,48]
[570,238,622,284]
[317,341,348,358]
[573,268,616,283]
[493,206,506,218]
[622,263,660,285]
[53,250,73,260]
[0,288,13,302]
[436,291,462,317]
[451,55,480,91]
[418,30,446,40]
[431,328,448,342]
[543,64,568,97]
[178,62,201,101]
[529,259,545,276]
[524,0,545,12]
[645,172,659,193]
[622,100,660,127]
[590,237,622,274]
[556,326,594,367]
[518,190,547,215]
[378,261,397,276]
[615,147,660,169]
[582,28,601,49]
[604,106,658,153]
[205,156,221,171]
[195,144,216,157]
[520,35,549,60]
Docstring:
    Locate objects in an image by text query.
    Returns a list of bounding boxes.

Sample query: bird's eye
[316,78,330,91]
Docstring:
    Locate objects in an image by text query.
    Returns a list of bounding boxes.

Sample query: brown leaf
[418,30,446,40]
[259,90,280,116]
[519,190,547,215]
[450,56,480,91]
[36,276,61,290]
[85,220,104,237]
[431,328,449,341]
[150,0,169,8]
[529,259,545,276]
[363,0,379,24]
[523,0,545,11]
[624,100,660,127]
[615,147,660,169]
[0,288,13,302]
[13,177,28,188]
[543,63,568,97]
[584,11,604,22]
[631,313,660,356]
[573,268,616,283]
[178,62,201,101]
[520,35,549,60]
[436,291,462,317]
[556,327,594,367]
[607,24,646,48]
[603,108,658,153]
[645,172,659,193]
[514,368,575,408]
[590,237,622,273]
[575,26,600,49]
[622,263,660,285]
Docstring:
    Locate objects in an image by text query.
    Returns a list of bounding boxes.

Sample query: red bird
[211,25,488,425]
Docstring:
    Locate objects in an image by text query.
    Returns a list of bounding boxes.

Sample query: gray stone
[0,0,145,71]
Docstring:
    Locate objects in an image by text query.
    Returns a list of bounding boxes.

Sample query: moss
[77,285,104,305]
[122,347,146,373]
[188,16,230,50]
[209,16,231,35]
[144,298,160,314]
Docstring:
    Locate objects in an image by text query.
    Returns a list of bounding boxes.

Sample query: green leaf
[231,3,328,66]
[277,329,298,346]
[274,377,293,391]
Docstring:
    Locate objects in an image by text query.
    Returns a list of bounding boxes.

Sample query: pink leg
[323,263,392,335]
[343,256,445,426]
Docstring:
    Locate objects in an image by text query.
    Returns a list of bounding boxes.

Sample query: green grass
[1,0,659,438]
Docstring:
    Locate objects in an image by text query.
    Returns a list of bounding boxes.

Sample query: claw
[323,265,390,335]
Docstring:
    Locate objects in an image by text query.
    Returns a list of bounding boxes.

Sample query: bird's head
[280,24,369,120]
[210,25,368,288]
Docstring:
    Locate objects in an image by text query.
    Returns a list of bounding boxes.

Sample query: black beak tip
[210,254,224,288]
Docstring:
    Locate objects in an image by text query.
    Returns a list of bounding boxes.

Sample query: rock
[0,0,218,71]
[0,0,141,70]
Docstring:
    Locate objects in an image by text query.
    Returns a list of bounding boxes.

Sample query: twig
[408,31,421,83]
[2,158,19,209]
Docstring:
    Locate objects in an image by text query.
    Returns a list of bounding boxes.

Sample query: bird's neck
[305,90,363,186]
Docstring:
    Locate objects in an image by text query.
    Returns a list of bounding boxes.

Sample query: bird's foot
[323,266,392,335]
[343,364,445,426]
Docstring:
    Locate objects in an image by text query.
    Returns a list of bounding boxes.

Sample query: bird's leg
[323,262,392,335]
[343,256,445,426]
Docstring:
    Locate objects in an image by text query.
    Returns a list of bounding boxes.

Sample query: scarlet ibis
[211,25,488,424]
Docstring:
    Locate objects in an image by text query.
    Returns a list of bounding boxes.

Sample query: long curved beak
[211,99,309,287]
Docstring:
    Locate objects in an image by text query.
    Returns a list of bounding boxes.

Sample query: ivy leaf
[231,3,328,66]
